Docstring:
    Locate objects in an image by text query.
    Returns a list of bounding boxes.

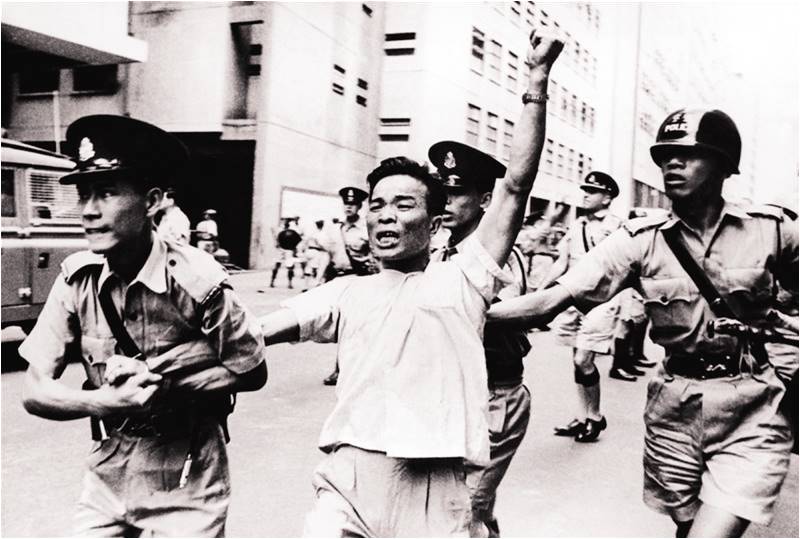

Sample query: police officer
[196,208,219,254]
[489,108,797,537]
[429,140,531,537]
[538,171,624,442]
[270,216,303,289]
[324,186,377,385]
[19,115,267,536]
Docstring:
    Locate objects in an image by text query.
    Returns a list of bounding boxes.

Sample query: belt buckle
[698,357,707,380]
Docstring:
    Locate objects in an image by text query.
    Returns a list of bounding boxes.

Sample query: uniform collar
[660,199,749,231]
[98,233,168,294]
[586,208,608,221]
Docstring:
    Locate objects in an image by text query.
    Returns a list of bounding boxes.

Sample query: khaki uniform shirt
[558,202,799,358]
[558,209,622,269]
[20,235,265,390]
[331,217,370,270]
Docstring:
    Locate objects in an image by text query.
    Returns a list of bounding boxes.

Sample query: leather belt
[666,352,764,380]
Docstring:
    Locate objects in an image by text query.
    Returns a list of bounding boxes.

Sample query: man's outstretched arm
[487,283,574,329]
[476,29,564,266]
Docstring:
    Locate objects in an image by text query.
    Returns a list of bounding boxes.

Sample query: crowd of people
[16,27,797,539]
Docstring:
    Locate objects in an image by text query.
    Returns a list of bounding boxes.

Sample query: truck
[1,138,86,333]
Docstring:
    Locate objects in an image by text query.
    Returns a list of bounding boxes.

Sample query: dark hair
[366,156,446,215]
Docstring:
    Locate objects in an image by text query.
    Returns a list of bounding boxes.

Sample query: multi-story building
[379,2,606,217]
[3,1,385,269]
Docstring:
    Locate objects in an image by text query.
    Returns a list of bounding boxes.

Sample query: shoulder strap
[97,286,143,358]
[660,227,737,319]
[509,247,527,293]
[581,220,593,252]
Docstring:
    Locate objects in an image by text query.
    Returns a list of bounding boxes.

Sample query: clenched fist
[526,29,564,74]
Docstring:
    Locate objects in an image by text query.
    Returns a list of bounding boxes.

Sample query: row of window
[549,81,596,134]
[470,27,529,96]
[507,2,601,34]
[378,117,411,142]
[17,65,119,95]
[530,6,599,83]
[466,104,515,162]
[384,32,416,56]
[331,64,369,107]
[541,138,593,183]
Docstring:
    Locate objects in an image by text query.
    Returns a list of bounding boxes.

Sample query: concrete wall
[249,2,385,268]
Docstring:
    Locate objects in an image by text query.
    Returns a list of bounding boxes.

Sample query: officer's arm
[474,30,563,266]
[23,363,162,420]
[487,284,574,329]
[260,308,301,345]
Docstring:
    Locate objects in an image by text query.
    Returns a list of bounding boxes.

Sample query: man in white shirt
[259,30,563,537]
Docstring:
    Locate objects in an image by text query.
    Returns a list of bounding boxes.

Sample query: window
[547,80,558,113]
[577,153,585,181]
[502,120,514,162]
[525,2,535,27]
[556,143,565,178]
[488,40,502,82]
[356,95,367,107]
[580,101,588,130]
[486,113,498,155]
[510,1,521,22]
[362,3,373,16]
[567,148,575,181]
[466,104,481,146]
[559,86,568,118]
[539,10,550,28]
[385,32,416,55]
[2,169,15,217]
[506,51,518,93]
[588,106,596,132]
[72,65,119,93]
[18,69,60,94]
[570,94,578,123]
[332,64,345,95]
[471,27,485,73]
[543,139,554,173]
[379,117,411,141]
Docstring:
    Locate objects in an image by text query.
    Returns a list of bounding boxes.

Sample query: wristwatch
[522,92,547,105]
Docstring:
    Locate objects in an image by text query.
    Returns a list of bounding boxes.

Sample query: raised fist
[526,29,564,73]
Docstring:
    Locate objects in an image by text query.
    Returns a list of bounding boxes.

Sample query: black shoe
[625,365,646,376]
[323,371,339,386]
[609,367,637,381]
[575,416,607,443]
[634,358,657,368]
[554,418,585,436]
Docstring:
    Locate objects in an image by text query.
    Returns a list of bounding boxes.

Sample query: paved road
[2,271,797,537]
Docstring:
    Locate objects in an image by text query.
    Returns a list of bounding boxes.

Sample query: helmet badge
[663,112,688,134]
[444,151,457,169]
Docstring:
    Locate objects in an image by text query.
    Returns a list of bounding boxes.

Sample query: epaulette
[622,214,670,236]
[61,250,105,283]
[164,241,229,305]
[744,203,784,221]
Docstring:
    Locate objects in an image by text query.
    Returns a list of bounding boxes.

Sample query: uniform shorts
[304,445,472,537]
[555,298,620,354]
[642,365,792,525]
[276,248,300,267]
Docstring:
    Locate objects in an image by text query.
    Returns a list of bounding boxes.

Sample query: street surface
[2,270,797,537]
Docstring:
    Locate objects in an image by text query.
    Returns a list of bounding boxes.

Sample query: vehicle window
[28,171,81,222]
[2,168,15,217]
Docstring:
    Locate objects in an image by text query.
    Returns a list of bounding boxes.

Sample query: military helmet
[650,108,741,174]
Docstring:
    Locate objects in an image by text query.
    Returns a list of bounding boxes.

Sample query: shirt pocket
[724,268,774,320]
[80,335,116,382]
[639,278,695,340]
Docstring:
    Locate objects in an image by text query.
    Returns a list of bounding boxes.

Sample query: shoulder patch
[622,214,670,236]
[165,242,229,304]
[61,250,105,283]
[745,204,784,221]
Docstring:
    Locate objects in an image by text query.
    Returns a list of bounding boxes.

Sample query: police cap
[339,187,368,205]
[579,171,619,198]
[59,115,189,185]
[428,140,506,193]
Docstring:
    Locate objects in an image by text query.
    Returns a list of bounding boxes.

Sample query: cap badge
[444,151,456,169]
[78,137,95,162]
